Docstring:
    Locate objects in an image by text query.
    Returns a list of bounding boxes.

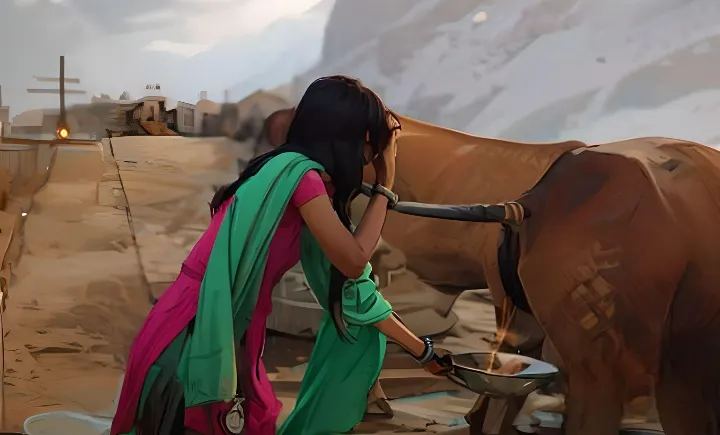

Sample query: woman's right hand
[373,129,397,189]
[424,353,454,376]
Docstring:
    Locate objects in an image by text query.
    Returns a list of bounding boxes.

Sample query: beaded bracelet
[415,336,435,365]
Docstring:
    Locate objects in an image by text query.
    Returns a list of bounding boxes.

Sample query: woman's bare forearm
[353,194,389,260]
[373,314,425,358]
[299,192,390,279]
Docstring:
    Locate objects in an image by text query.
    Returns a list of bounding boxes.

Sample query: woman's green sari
[136,152,393,434]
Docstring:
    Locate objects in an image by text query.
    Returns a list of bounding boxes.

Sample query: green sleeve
[342,264,393,325]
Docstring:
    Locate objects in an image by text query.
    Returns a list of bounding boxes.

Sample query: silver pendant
[225,397,245,434]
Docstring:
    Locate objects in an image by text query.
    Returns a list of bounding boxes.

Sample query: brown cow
[261,108,719,435]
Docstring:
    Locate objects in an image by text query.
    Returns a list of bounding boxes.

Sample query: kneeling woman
[111,76,451,435]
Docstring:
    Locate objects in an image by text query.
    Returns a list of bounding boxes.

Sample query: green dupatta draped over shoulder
[178,152,393,434]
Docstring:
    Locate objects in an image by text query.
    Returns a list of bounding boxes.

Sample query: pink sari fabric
[112,171,328,435]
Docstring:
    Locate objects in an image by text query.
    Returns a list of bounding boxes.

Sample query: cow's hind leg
[655,356,716,435]
[542,298,623,435]
[655,275,720,435]
[562,352,623,435]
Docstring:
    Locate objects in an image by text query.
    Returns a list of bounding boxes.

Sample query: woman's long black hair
[210,75,398,340]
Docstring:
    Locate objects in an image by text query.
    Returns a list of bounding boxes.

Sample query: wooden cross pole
[26,56,87,138]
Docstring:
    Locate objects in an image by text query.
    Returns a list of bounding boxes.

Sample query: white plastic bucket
[24,411,111,435]
[24,375,120,435]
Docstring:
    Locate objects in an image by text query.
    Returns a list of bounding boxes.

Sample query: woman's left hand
[502,201,528,226]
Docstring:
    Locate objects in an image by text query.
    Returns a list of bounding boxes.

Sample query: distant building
[194,99,222,135]
[6,89,290,140]
[0,106,9,137]
[0,85,8,124]
[10,95,179,138]
[165,101,196,135]
[11,109,46,136]
[9,108,83,138]
[200,90,289,138]
[88,94,168,133]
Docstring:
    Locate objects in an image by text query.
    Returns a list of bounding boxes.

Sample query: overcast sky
[0,0,333,116]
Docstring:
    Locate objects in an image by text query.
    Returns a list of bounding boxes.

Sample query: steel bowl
[447,351,559,397]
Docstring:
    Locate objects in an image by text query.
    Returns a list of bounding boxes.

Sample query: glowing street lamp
[56,126,69,140]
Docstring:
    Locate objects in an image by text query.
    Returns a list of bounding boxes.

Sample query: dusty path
[1,142,148,431]
[108,136,240,301]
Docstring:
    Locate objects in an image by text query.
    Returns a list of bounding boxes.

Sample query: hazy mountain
[199,0,335,102]
[296,0,720,144]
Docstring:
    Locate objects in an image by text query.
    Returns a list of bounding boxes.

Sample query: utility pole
[27,56,87,139]
[59,56,65,121]
[0,85,7,137]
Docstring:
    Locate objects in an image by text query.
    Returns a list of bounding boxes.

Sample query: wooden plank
[0,208,15,430]
[0,210,16,267]
[26,89,87,94]
[32,76,80,83]
[0,289,5,428]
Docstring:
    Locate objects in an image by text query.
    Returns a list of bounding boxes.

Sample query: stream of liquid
[486,297,517,373]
